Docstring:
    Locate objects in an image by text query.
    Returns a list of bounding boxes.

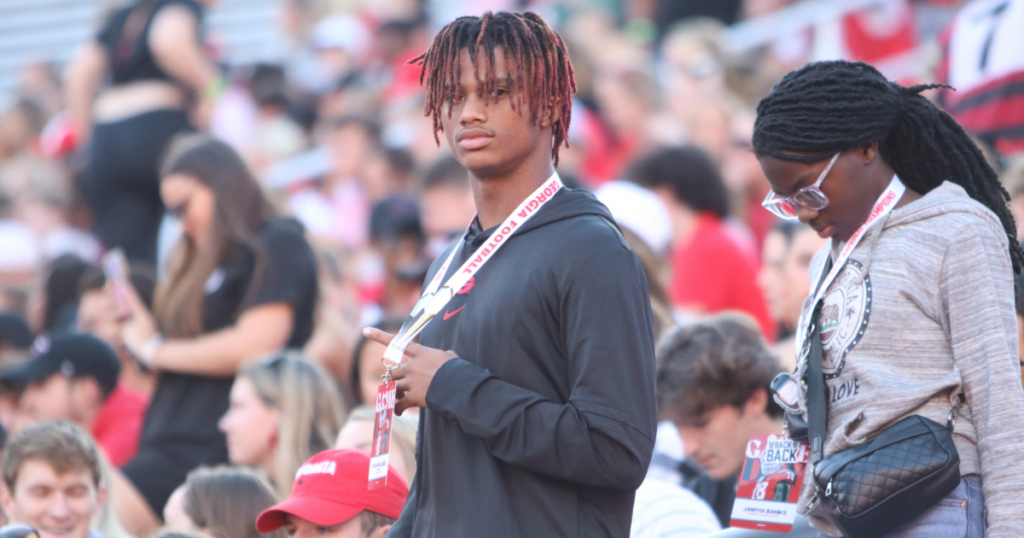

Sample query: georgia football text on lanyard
[368,173,563,490]
[383,172,563,366]
[793,175,906,354]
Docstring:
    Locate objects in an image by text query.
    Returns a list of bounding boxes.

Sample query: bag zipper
[806,492,821,511]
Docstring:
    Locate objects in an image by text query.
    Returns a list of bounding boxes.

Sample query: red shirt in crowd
[576,110,641,187]
[670,213,776,340]
[91,384,148,467]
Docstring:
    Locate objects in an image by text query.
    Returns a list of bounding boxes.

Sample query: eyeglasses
[762,152,840,220]
[0,525,41,538]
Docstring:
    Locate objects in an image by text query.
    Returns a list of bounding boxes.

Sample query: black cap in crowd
[0,333,121,395]
[370,195,423,244]
[0,313,33,350]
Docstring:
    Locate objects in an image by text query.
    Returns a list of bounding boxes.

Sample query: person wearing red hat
[255,450,408,538]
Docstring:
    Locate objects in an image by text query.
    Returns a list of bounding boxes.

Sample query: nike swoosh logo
[443,305,466,320]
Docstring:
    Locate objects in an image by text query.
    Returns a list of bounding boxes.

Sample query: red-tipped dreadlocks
[408,11,577,166]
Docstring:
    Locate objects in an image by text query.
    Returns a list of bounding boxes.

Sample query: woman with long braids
[755,60,1024,537]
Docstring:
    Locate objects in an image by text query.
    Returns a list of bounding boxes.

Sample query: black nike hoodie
[386,186,657,538]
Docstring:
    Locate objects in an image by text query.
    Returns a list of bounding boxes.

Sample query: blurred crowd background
[0,0,1021,537]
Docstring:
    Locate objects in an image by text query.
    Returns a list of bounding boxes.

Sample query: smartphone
[102,249,153,373]
[102,249,132,322]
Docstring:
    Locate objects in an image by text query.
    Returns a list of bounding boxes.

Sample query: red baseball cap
[255,449,409,532]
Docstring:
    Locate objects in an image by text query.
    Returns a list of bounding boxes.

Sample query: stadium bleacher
[0,0,278,108]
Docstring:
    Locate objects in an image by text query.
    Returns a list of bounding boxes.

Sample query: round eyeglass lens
[794,190,829,211]
[766,201,798,219]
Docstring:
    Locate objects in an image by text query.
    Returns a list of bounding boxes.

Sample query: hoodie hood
[884,180,1006,236]
[463,186,617,250]
[839,180,1008,279]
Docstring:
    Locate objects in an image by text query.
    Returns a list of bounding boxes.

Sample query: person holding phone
[112,135,318,536]
[77,260,159,398]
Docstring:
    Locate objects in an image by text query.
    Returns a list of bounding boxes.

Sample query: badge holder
[368,360,398,490]
[730,432,810,533]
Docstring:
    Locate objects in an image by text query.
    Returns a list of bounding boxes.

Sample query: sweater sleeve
[424,244,657,490]
[942,222,1024,537]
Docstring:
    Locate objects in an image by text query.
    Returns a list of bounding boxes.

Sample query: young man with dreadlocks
[755,60,1024,537]
[362,11,656,538]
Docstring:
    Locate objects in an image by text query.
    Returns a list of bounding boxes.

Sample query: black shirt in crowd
[97,0,205,86]
[128,217,317,509]
[387,187,657,538]
[87,0,205,264]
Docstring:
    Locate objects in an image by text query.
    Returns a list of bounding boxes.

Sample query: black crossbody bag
[798,302,963,538]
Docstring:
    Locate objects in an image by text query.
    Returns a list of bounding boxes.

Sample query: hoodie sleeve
[424,242,657,490]
[942,221,1024,537]
[383,412,424,538]
[384,477,417,537]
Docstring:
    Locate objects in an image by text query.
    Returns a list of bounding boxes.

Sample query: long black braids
[408,11,577,166]
[752,60,1024,275]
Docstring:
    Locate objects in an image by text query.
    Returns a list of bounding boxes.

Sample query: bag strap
[806,301,828,465]
[802,251,967,465]
[804,251,834,465]
[806,321,965,461]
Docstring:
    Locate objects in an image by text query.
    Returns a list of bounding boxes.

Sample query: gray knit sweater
[794,182,1024,537]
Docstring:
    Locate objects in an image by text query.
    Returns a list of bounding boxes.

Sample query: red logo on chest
[444,277,475,319]
[456,277,475,295]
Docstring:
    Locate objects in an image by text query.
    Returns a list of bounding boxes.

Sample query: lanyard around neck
[381,173,564,366]
[794,175,906,355]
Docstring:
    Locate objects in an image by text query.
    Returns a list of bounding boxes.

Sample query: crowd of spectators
[0,0,1021,537]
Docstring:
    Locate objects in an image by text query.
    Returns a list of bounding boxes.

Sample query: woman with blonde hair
[115,134,319,534]
[335,405,417,485]
[219,353,348,496]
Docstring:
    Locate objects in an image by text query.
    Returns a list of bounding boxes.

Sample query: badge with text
[730,433,810,533]
[368,380,396,490]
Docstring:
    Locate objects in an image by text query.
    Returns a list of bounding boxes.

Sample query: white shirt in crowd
[631,479,721,538]
[632,421,721,538]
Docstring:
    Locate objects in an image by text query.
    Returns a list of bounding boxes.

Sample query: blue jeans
[818,475,985,538]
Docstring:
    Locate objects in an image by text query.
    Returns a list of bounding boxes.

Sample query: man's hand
[363,328,458,415]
